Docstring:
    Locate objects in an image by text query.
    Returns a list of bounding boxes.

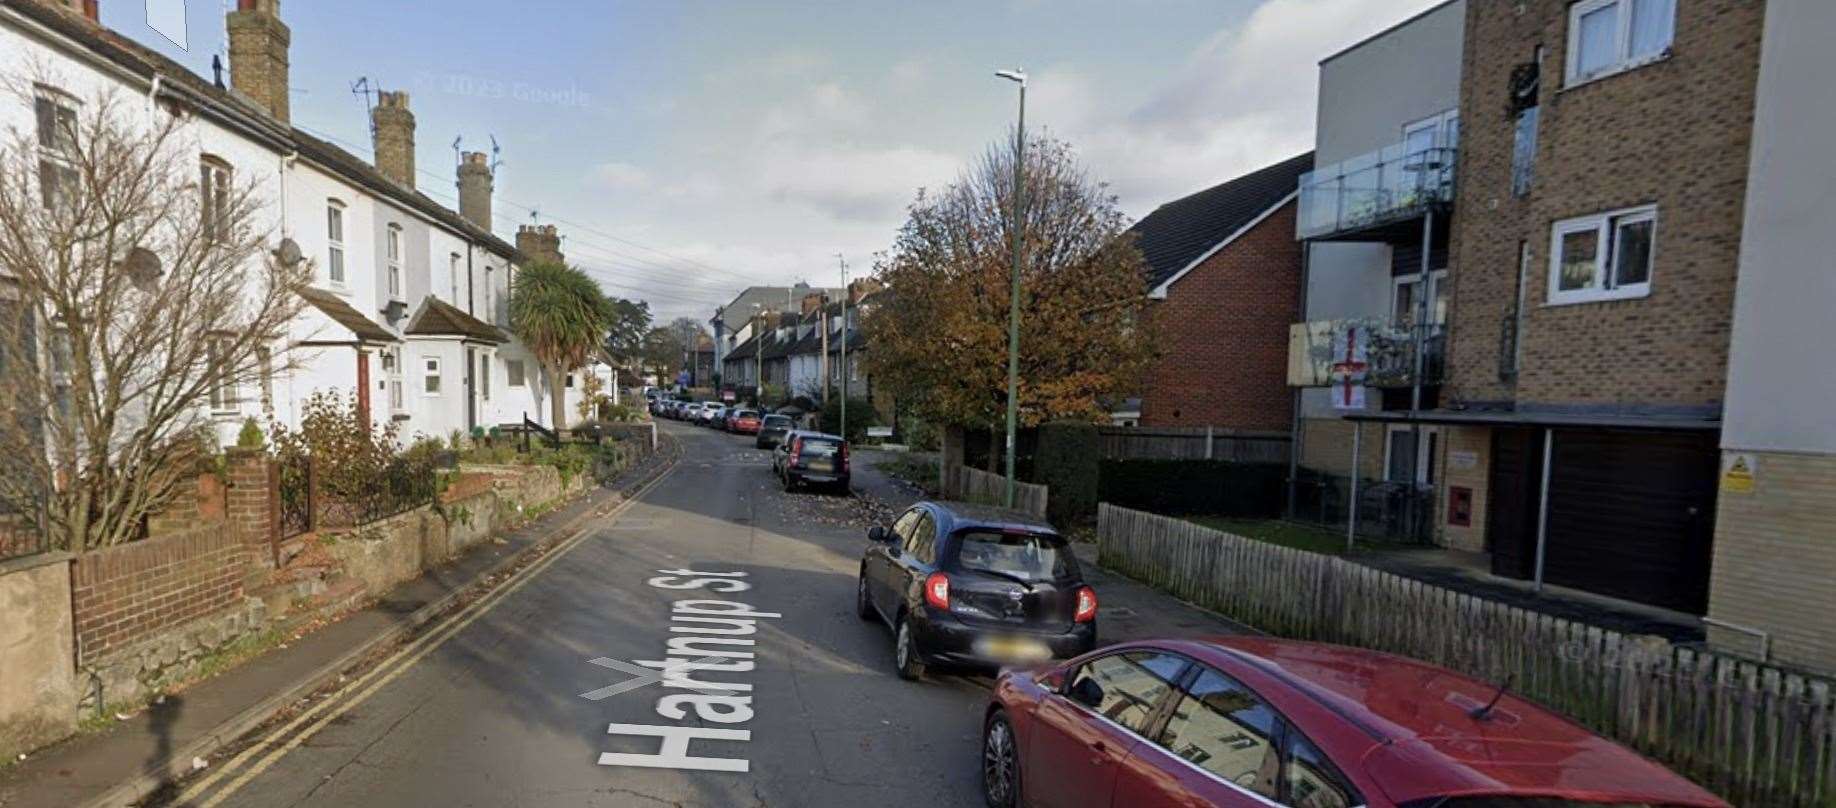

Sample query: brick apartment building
[1129,153,1313,430]
[1360,0,1765,616]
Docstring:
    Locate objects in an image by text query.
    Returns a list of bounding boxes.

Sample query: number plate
[806,459,832,473]
[975,636,1051,662]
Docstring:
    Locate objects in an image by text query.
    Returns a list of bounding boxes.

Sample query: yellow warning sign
[1721,453,1756,494]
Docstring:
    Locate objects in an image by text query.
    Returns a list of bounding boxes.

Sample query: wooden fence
[946,465,1049,521]
[1097,504,1836,806]
[1097,426,1290,463]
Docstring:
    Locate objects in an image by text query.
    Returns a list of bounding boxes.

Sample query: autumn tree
[863,133,1153,468]
[599,296,652,381]
[639,325,684,386]
[0,76,308,553]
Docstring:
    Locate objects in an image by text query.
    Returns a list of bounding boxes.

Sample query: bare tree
[0,71,308,553]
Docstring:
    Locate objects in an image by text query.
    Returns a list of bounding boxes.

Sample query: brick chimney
[516,224,563,264]
[848,278,883,305]
[40,0,100,23]
[800,293,824,316]
[457,151,493,230]
[227,0,291,123]
[371,90,415,187]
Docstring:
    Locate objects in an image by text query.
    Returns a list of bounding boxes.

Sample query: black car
[755,413,794,449]
[774,430,850,492]
[856,501,1097,680]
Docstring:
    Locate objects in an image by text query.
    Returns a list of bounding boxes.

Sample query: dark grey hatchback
[856,501,1096,680]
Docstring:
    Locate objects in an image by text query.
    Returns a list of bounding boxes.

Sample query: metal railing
[1297,145,1456,239]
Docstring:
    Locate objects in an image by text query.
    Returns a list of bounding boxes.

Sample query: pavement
[0,421,1249,808]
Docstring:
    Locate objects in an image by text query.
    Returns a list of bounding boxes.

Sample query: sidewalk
[849,448,1254,644]
[0,444,676,808]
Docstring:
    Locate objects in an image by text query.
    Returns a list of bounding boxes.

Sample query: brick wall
[71,526,249,665]
[1297,417,1384,479]
[1446,0,1763,411]
[1141,201,1301,430]
[1708,451,1836,672]
[146,474,226,537]
[224,448,275,561]
[1437,426,1491,553]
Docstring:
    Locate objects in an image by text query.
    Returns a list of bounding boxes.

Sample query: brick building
[1360,0,1765,616]
[1129,153,1313,431]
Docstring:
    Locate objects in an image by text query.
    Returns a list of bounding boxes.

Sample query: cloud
[592,161,651,192]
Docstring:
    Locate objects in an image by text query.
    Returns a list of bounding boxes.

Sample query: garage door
[1541,429,1719,614]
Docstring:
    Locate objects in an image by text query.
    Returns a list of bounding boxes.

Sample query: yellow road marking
[176,464,676,807]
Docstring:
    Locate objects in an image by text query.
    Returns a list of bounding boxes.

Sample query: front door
[464,347,478,431]
[1488,427,1544,578]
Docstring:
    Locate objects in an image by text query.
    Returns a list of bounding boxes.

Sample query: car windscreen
[734,410,757,418]
[953,530,1075,582]
[762,416,791,428]
[797,437,841,457]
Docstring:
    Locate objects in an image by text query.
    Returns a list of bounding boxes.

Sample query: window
[507,359,526,387]
[565,374,575,388]
[1282,732,1359,808]
[1392,270,1448,330]
[381,346,404,411]
[484,266,496,324]
[423,357,442,395]
[479,350,491,401]
[200,157,232,242]
[891,508,923,546]
[1067,652,1186,735]
[1548,206,1656,305]
[449,253,462,303]
[955,531,1075,582]
[386,225,403,299]
[256,346,273,413]
[207,336,238,412]
[326,202,346,286]
[902,511,936,564]
[34,88,79,209]
[1566,0,1675,85]
[1385,425,1439,485]
[1511,106,1539,197]
[1156,667,1282,801]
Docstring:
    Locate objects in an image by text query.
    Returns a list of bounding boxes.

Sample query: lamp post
[995,68,1026,509]
[837,253,849,441]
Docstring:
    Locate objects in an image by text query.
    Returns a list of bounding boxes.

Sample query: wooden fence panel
[947,465,1049,521]
[1095,503,1836,806]
[1096,426,1292,463]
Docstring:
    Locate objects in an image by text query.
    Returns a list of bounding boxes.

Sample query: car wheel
[782,473,797,493]
[855,573,875,621]
[982,710,1020,808]
[894,617,926,681]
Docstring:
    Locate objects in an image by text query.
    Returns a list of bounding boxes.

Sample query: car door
[1026,651,1188,808]
[868,508,922,619]
[882,510,936,617]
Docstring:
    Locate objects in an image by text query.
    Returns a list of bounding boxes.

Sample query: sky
[102,0,1446,325]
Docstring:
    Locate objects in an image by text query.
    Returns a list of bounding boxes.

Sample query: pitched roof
[289,129,517,259]
[710,285,844,331]
[297,286,398,344]
[726,335,758,361]
[404,297,507,343]
[1128,152,1313,294]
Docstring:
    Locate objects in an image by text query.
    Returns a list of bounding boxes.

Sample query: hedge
[1097,459,1287,517]
[1033,421,1100,526]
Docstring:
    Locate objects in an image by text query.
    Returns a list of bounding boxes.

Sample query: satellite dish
[122,246,162,287]
[275,238,304,268]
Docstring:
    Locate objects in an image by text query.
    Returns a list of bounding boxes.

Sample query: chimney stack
[41,0,100,23]
[457,151,494,230]
[226,0,291,123]
[848,278,883,305]
[800,293,824,316]
[516,224,563,265]
[371,91,416,187]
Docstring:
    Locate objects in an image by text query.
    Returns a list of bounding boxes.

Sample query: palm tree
[510,260,615,429]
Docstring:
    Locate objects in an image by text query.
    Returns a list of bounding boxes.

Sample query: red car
[729,409,762,434]
[980,636,1727,808]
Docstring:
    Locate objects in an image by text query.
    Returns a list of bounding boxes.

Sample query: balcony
[1288,319,1445,389]
[1297,144,1456,241]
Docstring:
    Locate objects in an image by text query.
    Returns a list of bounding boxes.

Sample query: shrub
[897,414,940,451]
[1097,459,1287,517]
[269,391,427,507]
[236,417,266,449]
[1033,420,1100,526]
[817,396,879,443]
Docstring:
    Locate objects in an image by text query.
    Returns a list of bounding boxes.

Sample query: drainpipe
[1533,427,1554,593]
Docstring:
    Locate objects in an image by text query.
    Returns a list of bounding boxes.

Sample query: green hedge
[1097,459,1287,517]
[1033,421,1100,526]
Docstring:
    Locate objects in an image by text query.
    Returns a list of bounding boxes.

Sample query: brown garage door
[1541,429,1719,614]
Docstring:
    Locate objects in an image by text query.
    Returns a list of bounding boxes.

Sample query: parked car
[721,407,743,431]
[729,409,762,435]
[775,430,850,493]
[857,501,1095,681]
[755,414,793,450]
[977,635,1731,808]
[700,403,727,426]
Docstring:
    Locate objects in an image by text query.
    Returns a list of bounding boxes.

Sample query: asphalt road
[178,422,993,807]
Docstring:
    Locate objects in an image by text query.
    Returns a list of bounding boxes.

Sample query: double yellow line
[170,463,675,807]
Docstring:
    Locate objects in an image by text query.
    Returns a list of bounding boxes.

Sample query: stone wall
[0,554,77,760]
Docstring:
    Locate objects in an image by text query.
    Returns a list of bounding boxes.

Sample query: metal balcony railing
[1298,145,1456,240]
[1291,320,1445,389]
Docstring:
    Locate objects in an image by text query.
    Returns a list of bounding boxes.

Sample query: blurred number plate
[867,426,894,438]
[976,636,1051,662]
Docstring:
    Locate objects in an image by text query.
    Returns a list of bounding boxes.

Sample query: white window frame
[200,156,232,243]
[382,345,405,413]
[207,335,239,414]
[1401,109,1459,153]
[479,349,492,402]
[385,224,403,300]
[1391,269,1449,329]
[1383,424,1440,486]
[1565,0,1675,87]
[1547,205,1657,306]
[484,265,496,325]
[423,356,443,396]
[449,253,462,303]
[34,86,80,210]
[326,201,346,288]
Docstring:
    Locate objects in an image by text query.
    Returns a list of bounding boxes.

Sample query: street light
[995,68,1025,509]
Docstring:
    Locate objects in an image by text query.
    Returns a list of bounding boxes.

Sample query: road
[172,422,994,807]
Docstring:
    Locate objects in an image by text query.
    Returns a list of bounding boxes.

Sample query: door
[1541,429,1719,613]
[1112,666,1284,806]
[869,508,924,620]
[1488,427,1544,578]
[464,347,478,431]
[1028,651,1186,808]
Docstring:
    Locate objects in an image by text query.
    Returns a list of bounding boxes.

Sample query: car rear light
[839,442,850,473]
[788,437,803,467]
[1073,586,1097,623]
[923,572,950,610]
